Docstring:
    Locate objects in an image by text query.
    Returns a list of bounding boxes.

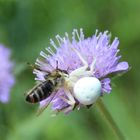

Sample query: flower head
[0,44,15,103]
[33,29,129,114]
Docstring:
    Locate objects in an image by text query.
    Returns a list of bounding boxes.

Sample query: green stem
[96,98,126,140]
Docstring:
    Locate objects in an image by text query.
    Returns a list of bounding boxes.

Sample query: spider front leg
[69,46,96,77]
[71,46,88,66]
[89,58,96,75]
[60,88,76,110]
[69,47,89,77]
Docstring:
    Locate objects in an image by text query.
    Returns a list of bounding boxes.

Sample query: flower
[0,44,15,103]
[33,29,129,114]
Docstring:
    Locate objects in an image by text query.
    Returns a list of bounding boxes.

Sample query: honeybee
[25,61,71,115]
[25,68,68,104]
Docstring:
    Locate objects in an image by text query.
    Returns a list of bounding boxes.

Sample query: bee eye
[44,74,49,79]
[63,70,68,74]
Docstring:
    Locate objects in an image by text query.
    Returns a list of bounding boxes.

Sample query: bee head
[44,61,68,80]
[55,60,69,76]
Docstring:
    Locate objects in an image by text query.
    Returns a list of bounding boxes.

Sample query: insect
[25,67,68,104]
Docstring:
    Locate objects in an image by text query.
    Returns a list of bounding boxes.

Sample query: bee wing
[36,92,57,116]
[25,83,41,99]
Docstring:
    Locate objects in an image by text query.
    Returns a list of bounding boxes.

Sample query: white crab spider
[62,46,102,111]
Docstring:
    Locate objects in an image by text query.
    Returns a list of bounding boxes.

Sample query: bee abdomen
[41,80,53,97]
[26,80,54,103]
[25,91,40,103]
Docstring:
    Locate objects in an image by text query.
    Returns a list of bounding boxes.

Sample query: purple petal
[101,78,112,94]
[111,62,129,73]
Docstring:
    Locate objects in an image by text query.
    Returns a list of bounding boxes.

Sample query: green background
[0,0,139,140]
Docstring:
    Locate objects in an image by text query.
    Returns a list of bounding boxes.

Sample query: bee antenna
[27,62,51,74]
[56,60,59,69]
[27,62,35,69]
[27,62,41,71]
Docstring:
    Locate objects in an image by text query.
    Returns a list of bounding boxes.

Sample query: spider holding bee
[25,46,101,114]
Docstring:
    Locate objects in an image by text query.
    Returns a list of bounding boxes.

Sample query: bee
[25,68,68,104]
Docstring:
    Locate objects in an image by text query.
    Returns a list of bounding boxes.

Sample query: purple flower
[0,44,15,103]
[33,29,129,114]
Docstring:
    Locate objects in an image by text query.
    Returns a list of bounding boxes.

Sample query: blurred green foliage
[0,0,140,140]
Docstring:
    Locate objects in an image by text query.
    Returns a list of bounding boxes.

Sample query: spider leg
[89,58,96,75]
[70,46,88,66]
[59,89,75,109]
[69,47,89,77]
[70,46,97,75]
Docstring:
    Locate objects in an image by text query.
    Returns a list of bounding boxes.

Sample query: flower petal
[101,78,112,94]
[111,62,129,73]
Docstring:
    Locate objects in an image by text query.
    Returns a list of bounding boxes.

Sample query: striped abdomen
[26,80,54,103]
